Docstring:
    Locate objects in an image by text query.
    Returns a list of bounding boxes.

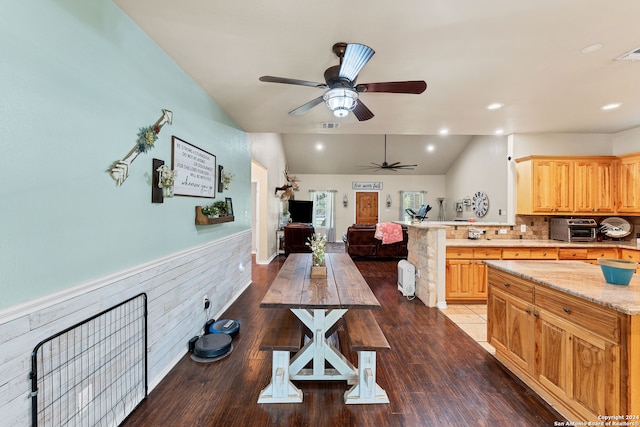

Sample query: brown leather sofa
[284,223,314,256]
[344,224,408,259]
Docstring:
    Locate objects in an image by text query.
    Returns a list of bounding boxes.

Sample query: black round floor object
[193,334,232,359]
[208,319,240,337]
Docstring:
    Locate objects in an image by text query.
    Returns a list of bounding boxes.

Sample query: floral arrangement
[201,205,219,217]
[306,233,327,267]
[156,164,177,188]
[137,126,158,153]
[202,200,228,217]
[221,170,234,190]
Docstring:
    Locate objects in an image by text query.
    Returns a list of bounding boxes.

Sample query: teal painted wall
[0,0,250,308]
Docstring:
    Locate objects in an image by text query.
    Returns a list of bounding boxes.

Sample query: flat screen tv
[288,200,313,224]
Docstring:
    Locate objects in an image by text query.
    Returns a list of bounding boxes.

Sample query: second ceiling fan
[359,135,418,171]
[259,42,427,121]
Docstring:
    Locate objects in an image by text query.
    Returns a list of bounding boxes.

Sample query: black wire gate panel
[30,293,147,427]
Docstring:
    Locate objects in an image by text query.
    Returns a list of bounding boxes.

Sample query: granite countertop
[484,260,640,315]
[446,239,639,249]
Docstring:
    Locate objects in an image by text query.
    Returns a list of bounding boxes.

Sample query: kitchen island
[485,260,640,422]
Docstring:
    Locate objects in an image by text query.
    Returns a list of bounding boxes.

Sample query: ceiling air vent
[616,47,640,61]
[320,122,340,129]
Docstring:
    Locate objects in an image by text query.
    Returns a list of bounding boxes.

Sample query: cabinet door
[488,287,507,351]
[531,160,557,213]
[532,160,573,213]
[505,293,535,373]
[537,310,621,419]
[446,260,473,300]
[618,157,640,213]
[446,260,487,302]
[471,261,487,298]
[575,160,615,214]
[536,312,569,398]
[592,160,615,213]
[489,287,534,374]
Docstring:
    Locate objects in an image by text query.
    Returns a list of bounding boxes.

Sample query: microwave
[549,218,597,242]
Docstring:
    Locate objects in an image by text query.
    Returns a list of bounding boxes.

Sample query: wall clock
[473,191,489,217]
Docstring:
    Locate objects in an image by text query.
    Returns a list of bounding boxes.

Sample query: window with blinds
[400,191,427,221]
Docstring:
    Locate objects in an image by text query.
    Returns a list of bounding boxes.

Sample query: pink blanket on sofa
[374,222,404,244]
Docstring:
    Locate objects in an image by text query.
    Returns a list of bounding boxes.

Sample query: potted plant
[201,204,219,218]
[306,233,327,278]
[213,200,228,216]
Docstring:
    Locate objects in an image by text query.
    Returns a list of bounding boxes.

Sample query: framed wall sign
[171,136,216,198]
[352,181,383,190]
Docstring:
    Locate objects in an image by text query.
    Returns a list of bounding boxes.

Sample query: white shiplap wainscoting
[0,230,252,427]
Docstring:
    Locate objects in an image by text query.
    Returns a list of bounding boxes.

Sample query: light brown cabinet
[573,158,615,214]
[617,153,640,213]
[445,247,499,302]
[488,271,535,374]
[516,157,574,214]
[488,267,626,421]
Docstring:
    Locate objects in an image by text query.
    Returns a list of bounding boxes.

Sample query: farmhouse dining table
[259,252,383,403]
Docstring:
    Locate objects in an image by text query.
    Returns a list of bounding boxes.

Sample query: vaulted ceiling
[115,0,640,174]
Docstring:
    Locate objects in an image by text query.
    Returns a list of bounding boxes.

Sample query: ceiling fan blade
[288,96,324,116]
[352,101,374,121]
[339,43,375,81]
[386,161,402,167]
[259,76,327,89]
[356,80,427,94]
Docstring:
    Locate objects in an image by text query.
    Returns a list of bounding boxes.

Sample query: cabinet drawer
[558,248,588,260]
[528,248,557,259]
[620,249,640,262]
[446,247,474,259]
[488,270,534,303]
[586,248,618,260]
[473,248,502,259]
[535,286,620,343]
[501,248,531,259]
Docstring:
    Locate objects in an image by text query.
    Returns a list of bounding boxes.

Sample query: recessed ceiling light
[315,143,324,151]
[487,103,503,110]
[439,128,449,135]
[426,144,435,152]
[495,129,504,135]
[602,103,622,110]
[582,43,603,54]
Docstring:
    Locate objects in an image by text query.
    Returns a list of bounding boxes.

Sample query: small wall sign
[352,181,383,190]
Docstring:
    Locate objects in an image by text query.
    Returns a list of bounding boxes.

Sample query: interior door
[355,192,378,224]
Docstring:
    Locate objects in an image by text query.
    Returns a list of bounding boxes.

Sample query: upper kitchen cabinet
[516,157,574,214]
[573,157,615,214]
[516,155,622,215]
[617,153,640,213]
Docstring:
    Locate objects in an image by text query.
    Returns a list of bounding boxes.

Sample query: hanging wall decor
[218,165,224,193]
[110,109,173,186]
[151,158,164,203]
[171,136,216,198]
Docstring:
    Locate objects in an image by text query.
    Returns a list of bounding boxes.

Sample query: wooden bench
[342,309,390,404]
[257,310,304,403]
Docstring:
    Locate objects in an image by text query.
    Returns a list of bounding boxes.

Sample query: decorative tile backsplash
[446,215,640,241]
[445,215,549,240]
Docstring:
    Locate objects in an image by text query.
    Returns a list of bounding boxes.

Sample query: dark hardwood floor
[122,247,564,427]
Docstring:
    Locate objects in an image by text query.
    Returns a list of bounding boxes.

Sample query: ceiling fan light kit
[259,42,427,121]
[323,88,358,117]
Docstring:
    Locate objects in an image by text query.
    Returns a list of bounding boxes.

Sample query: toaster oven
[549,218,597,242]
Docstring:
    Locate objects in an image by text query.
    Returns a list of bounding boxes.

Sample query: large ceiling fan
[359,135,418,171]
[259,42,427,121]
